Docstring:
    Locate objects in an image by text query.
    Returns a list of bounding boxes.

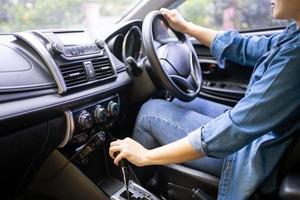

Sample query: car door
[191,29,284,106]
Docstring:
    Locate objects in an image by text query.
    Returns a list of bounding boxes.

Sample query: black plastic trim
[0,88,57,104]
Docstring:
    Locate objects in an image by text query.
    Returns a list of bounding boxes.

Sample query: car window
[0,0,140,33]
[177,0,290,31]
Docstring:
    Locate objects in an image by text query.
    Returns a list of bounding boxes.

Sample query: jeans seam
[138,114,191,134]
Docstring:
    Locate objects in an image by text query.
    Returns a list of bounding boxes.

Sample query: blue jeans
[132,98,231,177]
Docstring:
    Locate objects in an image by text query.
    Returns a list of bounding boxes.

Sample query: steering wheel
[142,11,202,102]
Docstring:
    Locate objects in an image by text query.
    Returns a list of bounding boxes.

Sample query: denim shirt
[188,23,300,200]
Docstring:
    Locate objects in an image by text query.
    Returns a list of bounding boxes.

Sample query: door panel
[190,29,283,106]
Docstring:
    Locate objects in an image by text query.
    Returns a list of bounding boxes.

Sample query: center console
[13,28,159,200]
[55,93,160,200]
[112,181,159,200]
[59,95,120,160]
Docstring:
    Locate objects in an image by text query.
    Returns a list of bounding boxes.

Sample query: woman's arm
[160,8,279,67]
[160,8,218,48]
[109,137,204,166]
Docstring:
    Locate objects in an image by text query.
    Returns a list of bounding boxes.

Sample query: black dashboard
[0,20,147,198]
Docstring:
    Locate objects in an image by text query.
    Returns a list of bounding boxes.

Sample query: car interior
[0,0,299,200]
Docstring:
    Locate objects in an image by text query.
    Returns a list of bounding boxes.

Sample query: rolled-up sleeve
[188,44,300,158]
[187,126,207,154]
[210,31,279,67]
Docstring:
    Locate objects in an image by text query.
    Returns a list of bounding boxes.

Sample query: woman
[109,1,300,199]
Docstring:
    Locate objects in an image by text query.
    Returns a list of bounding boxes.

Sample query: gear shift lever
[114,153,130,200]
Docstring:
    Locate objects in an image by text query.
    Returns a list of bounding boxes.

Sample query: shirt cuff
[211,32,224,59]
[187,126,207,155]
[210,31,239,68]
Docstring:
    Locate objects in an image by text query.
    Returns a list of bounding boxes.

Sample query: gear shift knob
[114,152,130,200]
[113,152,127,167]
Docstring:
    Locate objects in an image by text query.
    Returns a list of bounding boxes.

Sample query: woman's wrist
[184,22,197,36]
[143,149,155,166]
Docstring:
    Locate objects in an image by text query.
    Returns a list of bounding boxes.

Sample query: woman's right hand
[160,8,190,33]
[109,137,150,167]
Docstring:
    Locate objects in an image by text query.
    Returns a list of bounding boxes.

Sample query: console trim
[111,181,160,200]
[58,110,75,148]
[14,32,67,94]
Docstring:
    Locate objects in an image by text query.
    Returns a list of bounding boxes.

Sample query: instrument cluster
[108,26,143,64]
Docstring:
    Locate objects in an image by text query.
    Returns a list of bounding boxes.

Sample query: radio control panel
[44,31,105,60]
[63,44,101,57]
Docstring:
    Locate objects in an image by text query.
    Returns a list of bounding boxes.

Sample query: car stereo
[43,31,105,59]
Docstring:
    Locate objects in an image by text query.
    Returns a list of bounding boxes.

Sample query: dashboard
[0,21,143,119]
[0,21,146,149]
[0,20,149,197]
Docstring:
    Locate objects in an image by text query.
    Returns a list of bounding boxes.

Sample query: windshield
[0,0,140,33]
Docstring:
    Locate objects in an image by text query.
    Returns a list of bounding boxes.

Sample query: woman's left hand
[109,137,150,166]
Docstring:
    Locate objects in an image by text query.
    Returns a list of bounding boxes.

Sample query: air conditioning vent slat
[60,65,83,71]
[94,69,112,73]
[95,72,114,76]
[65,76,86,82]
[60,67,84,74]
[93,62,111,66]
[93,60,110,63]
[92,57,115,81]
[61,69,85,76]
[59,62,88,88]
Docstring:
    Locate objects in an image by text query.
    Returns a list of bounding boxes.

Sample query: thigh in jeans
[132,99,224,177]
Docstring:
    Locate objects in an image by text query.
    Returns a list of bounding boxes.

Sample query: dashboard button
[94,105,108,123]
[78,110,93,130]
[107,101,119,117]
[50,42,64,55]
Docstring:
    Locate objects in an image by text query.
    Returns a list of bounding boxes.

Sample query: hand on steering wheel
[160,8,190,33]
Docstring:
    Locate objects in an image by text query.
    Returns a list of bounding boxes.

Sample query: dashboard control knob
[50,42,64,55]
[94,105,108,123]
[95,39,106,49]
[107,101,119,117]
[78,110,93,130]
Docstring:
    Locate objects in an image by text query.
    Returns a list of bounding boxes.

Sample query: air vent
[59,62,88,88]
[92,57,116,80]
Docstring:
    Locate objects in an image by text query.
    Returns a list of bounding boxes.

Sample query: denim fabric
[173,98,232,118]
[187,23,300,199]
[133,22,300,200]
[132,98,228,177]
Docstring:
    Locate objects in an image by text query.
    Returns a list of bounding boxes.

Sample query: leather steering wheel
[142,11,202,102]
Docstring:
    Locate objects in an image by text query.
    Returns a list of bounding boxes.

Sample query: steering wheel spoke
[160,59,178,75]
[189,52,201,88]
[170,75,197,93]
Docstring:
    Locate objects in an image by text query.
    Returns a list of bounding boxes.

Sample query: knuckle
[123,149,129,155]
